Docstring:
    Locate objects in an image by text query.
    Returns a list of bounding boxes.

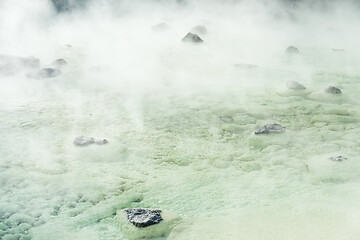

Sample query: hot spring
[1,0,360,239]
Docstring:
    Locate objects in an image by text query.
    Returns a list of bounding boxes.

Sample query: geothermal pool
[1,0,360,239]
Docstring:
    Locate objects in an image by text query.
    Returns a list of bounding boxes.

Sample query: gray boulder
[125,208,163,228]
[286,46,299,53]
[286,81,305,90]
[325,86,342,94]
[181,32,203,43]
[255,123,286,134]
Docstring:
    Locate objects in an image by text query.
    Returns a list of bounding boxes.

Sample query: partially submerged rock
[73,136,108,146]
[152,22,170,32]
[286,46,299,54]
[191,25,207,35]
[330,156,347,162]
[325,86,342,94]
[125,208,163,228]
[53,58,67,66]
[255,123,286,134]
[116,208,180,239]
[181,32,203,43]
[286,81,306,90]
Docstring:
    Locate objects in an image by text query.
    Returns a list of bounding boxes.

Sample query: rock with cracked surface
[255,123,286,134]
[117,208,180,239]
[125,208,163,228]
[286,81,306,90]
[325,86,342,94]
[181,32,203,43]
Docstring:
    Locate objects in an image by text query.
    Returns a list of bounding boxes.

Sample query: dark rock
[330,156,347,162]
[286,46,299,53]
[124,208,163,228]
[325,86,342,94]
[255,123,286,134]
[181,32,203,43]
[73,136,108,146]
[286,81,305,90]
[53,58,67,66]
[152,22,170,32]
[234,63,257,69]
[191,25,207,35]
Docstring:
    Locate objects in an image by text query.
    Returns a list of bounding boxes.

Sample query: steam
[1,0,360,239]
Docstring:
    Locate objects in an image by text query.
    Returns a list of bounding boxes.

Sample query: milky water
[1,1,360,239]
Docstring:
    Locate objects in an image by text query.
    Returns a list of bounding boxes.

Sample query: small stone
[53,58,67,66]
[181,32,203,43]
[330,156,347,162]
[124,208,163,228]
[255,123,286,134]
[286,46,299,53]
[325,86,342,94]
[286,81,306,90]
[73,136,108,146]
[152,22,170,32]
[191,25,207,35]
